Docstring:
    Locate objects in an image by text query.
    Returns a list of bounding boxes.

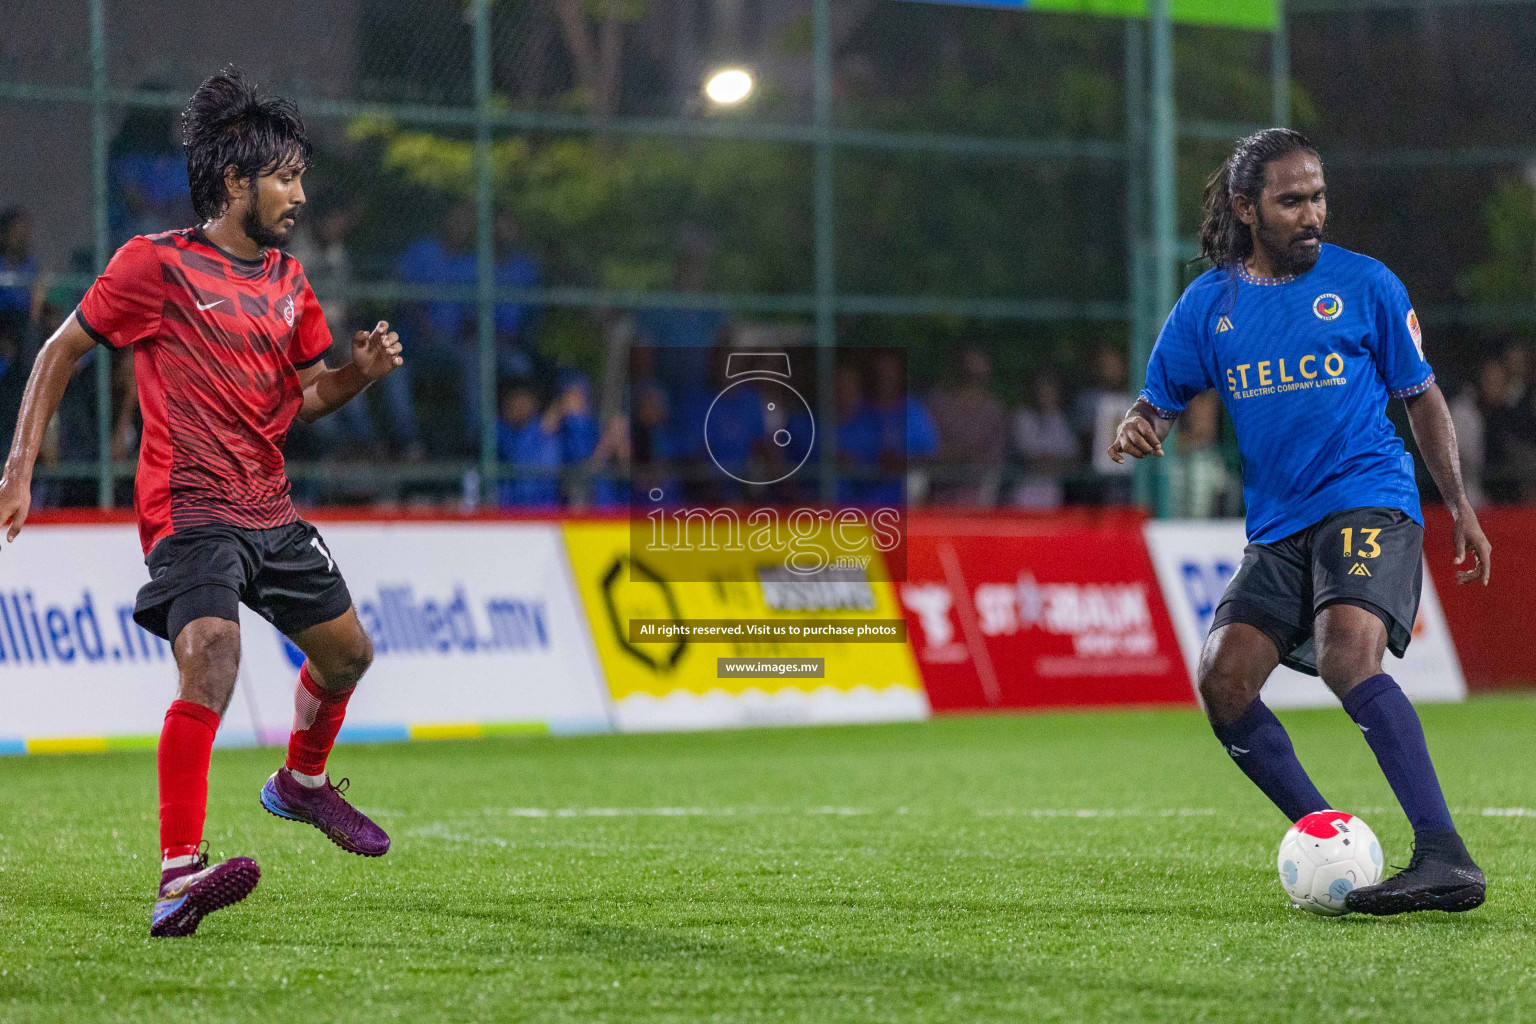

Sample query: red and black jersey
[76,228,332,555]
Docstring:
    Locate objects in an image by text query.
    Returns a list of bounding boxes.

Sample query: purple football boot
[150,854,260,938]
[260,767,391,857]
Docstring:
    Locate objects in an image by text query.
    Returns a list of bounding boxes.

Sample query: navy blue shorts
[1210,506,1422,676]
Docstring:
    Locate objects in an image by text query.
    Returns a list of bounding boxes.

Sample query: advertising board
[562,521,928,732]
[0,522,613,752]
[899,517,1196,711]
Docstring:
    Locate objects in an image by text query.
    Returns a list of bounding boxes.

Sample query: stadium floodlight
[704,68,753,105]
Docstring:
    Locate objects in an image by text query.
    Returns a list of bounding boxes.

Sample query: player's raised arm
[1404,383,1491,586]
[0,315,99,543]
[295,319,402,423]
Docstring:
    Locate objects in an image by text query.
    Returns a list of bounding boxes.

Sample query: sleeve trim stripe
[74,308,113,348]
[292,352,327,369]
[1389,373,1435,399]
[1136,389,1182,420]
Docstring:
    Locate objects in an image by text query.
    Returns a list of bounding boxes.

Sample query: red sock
[286,662,353,777]
[158,699,220,861]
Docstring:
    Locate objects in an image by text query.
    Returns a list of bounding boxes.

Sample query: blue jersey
[1140,244,1434,543]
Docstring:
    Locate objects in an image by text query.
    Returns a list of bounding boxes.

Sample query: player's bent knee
[174,618,241,713]
[314,630,373,691]
[342,632,374,685]
[1198,664,1253,721]
[1315,612,1386,693]
[1197,647,1265,723]
[176,617,241,669]
[1317,647,1382,695]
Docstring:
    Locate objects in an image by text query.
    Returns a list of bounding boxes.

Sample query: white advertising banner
[0,522,612,751]
[1144,520,1466,709]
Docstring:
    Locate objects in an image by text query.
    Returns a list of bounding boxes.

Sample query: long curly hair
[181,66,312,222]
[1197,128,1319,271]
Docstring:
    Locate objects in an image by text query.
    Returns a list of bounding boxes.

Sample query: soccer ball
[1277,809,1384,916]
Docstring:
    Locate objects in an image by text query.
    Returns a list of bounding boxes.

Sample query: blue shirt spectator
[107,103,194,244]
[0,208,36,316]
[397,205,541,343]
[496,385,562,508]
[900,397,939,458]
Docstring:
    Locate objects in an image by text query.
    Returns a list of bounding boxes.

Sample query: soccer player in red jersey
[0,69,403,937]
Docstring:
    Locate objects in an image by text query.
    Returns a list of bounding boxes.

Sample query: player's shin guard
[158,699,220,861]
[285,662,353,778]
[1213,698,1331,822]
[1342,673,1456,837]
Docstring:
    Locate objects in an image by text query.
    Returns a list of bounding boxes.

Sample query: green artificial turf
[3,695,1536,1023]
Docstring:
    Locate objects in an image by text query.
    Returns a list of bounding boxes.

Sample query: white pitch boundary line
[421,806,1224,820]
[392,806,1536,826]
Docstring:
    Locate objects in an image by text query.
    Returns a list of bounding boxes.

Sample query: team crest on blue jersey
[1313,293,1343,321]
[1216,316,1234,333]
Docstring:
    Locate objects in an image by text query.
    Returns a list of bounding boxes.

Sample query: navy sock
[1212,699,1331,822]
[1341,673,1456,837]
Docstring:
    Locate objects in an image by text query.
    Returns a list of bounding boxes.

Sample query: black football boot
[1345,831,1485,916]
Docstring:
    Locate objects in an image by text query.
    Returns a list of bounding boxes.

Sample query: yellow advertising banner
[561,522,928,731]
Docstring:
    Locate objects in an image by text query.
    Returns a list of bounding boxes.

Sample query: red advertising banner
[1423,504,1534,691]
[900,513,1195,711]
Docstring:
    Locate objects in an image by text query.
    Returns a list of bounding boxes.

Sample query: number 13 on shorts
[1341,527,1382,558]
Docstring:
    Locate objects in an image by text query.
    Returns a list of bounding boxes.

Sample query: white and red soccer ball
[1277,810,1384,916]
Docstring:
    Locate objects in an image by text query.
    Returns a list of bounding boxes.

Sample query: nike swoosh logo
[196,299,225,311]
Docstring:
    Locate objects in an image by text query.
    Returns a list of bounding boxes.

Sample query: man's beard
[1254,207,1323,276]
[243,202,294,250]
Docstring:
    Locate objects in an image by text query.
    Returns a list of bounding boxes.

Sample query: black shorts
[134,521,352,641]
[1209,506,1422,676]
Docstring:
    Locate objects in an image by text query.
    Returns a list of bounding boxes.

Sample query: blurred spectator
[583,412,631,509]
[868,350,936,506]
[495,381,562,508]
[0,208,37,363]
[493,212,543,357]
[929,346,1006,505]
[494,374,605,509]
[676,346,763,501]
[632,227,726,400]
[628,382,681,503]
[1482,354,1536,501]
[555,371,601,466]
[1448,377,1487,508]
[395,203,545,453]
[1010,372,1077,509]
[830,363,881,505]
[1075,345,1133,500]
[1167,390,1236,517]
[553,370,604,507]
[0,228,44,467]
[108,99,194,244]
[1502,342,1531,410]
[286,205,383,454]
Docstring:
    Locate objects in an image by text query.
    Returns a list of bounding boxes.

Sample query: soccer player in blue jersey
[1110,129,1491,915]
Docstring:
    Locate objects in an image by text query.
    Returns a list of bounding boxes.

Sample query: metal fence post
[1273,1,1290,128]
[91,0,112,508]
[1148,0,1177,518]
[813,0,837,504]
[472,0,496,502]
[1125,17,1151,507]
